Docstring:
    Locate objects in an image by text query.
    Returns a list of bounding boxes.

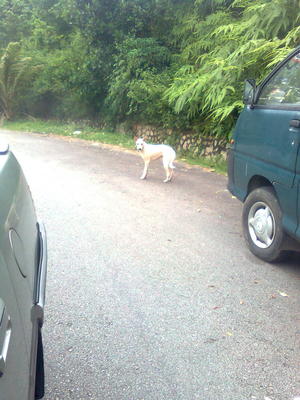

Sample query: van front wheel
[242,187,285,262]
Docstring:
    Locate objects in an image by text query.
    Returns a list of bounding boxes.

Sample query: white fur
[135,137,176,182]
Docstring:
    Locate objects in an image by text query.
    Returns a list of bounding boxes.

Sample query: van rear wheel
[242,187,286,262]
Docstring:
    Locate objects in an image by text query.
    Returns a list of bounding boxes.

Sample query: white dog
[135,137,176,182]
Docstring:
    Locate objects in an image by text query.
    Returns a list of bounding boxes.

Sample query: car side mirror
[243,79,256,107]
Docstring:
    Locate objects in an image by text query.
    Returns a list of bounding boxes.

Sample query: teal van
[228,46,300,262]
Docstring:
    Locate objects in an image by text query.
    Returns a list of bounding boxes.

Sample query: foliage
[0,42,38,119]
[105,37,174,125]
[0,0,33,46]
[0,0,299,139]
[165,0,300,136]
[24,31,103,119]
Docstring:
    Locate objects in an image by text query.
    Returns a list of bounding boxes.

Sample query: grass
[2,119,135,149]
[179,153,227,175]
[1,119,227,174]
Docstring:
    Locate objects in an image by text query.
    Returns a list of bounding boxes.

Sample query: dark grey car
[0,143,47,399]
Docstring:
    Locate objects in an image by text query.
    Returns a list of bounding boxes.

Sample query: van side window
[258,53,300,106]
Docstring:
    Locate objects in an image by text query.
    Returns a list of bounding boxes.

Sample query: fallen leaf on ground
[278,291,289,297]
[204,338,218,344]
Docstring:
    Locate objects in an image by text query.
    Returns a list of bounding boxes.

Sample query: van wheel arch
[247,176,273,198]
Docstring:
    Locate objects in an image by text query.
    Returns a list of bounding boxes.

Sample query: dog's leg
[163,160,171,183]
[167,155,176,182]
[163,173,170,183]
[163,158,175,183]
[140,160,150,180]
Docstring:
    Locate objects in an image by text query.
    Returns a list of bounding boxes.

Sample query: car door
[0,253,31,400]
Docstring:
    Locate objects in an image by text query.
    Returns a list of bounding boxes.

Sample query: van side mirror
[243,79,256,106]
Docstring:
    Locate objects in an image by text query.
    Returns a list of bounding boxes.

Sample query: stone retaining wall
[130,124,228,158]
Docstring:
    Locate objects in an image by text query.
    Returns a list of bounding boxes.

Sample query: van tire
[242,187,286,262]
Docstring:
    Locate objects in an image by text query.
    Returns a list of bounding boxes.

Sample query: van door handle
[0,306,12,378]
[289,119,300,128]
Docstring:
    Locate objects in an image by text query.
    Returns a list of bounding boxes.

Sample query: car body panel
[0,149,47,400]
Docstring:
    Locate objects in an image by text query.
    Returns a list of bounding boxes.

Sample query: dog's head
[135,137,145,151]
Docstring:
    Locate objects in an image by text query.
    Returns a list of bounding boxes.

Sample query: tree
[105,37,172,124]
[0,42,36,119]
[0,0,299,141]
[165,0,300,137]
[0,0,33,47]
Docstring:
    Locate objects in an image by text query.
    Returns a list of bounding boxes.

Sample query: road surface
[1,130,299,400]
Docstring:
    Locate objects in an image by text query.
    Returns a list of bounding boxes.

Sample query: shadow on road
[275,251,300,275]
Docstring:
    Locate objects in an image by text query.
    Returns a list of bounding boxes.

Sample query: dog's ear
[143,136,148,141]
[134,136,138,142]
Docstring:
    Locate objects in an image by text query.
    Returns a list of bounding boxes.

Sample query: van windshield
[258,53,300,106]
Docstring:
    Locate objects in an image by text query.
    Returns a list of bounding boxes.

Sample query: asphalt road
[1,130,300,400]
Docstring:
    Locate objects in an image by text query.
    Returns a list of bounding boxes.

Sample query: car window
[258,52,300,106]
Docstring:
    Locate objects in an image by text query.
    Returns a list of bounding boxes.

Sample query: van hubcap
[248,202,275,248]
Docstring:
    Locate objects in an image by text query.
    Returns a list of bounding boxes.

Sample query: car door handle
[0,305,12,378]
[289,119,300,128]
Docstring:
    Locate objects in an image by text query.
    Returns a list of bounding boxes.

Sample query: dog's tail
[169,162,176,169]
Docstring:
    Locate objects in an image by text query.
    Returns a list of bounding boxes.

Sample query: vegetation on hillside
[0,0,299,139]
